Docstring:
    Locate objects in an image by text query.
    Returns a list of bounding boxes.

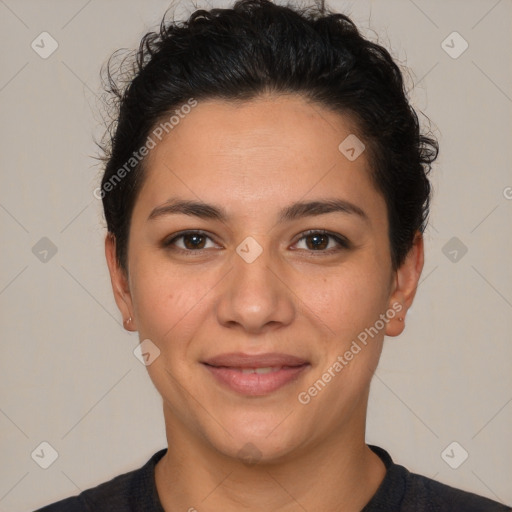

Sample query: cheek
[295,267,389,407]
[298,263,390,335]
[130,257,214,343]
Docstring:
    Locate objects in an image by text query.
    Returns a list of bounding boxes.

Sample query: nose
[215,239,296,335]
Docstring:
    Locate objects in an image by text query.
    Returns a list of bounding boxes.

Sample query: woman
[37,0,511,510]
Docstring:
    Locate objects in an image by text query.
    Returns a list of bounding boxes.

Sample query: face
[106,94,422,464]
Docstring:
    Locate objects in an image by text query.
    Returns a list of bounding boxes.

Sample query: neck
[155,405,387,511]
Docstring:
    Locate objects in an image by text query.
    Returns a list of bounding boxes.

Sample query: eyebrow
[148,198,369,224]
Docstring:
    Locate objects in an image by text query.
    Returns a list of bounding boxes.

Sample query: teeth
[241,367,280,374]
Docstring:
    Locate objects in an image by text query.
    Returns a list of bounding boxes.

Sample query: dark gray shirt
[36,445,511,511]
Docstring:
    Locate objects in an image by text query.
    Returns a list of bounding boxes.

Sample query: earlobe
[385,232,424,337]
[105,234,137,331]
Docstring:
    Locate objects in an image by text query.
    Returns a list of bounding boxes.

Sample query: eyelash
[162,229,351,256]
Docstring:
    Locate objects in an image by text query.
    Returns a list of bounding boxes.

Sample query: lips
[202,352,310,396]
[202,352,309,369]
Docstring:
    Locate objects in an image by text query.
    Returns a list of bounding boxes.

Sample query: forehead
[137,95,385,221]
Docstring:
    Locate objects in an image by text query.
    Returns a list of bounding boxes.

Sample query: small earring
[398,317,404,322]
[124,316,132,326]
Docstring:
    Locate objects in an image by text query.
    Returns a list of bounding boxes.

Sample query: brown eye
[181,233,207,250]
[294,230,350,252]
[305,233,329,250]
[163,230,217,252]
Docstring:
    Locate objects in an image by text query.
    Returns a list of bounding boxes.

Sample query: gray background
[1,0,511,510]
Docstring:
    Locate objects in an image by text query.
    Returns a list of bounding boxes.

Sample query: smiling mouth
[202,351,309,368]
[202,359,310,396]
[206,364,304,373]
[237,366,291,374]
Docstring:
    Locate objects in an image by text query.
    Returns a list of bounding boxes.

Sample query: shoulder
[35,470,139,511]
[34,449,167,512]
[366,445,511,512]
[403,470,511,511]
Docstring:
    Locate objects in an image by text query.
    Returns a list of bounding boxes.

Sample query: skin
[105,94,424,511]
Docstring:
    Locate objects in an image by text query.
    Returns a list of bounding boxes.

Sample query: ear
[385,231,424,337]
[105,233,137,331]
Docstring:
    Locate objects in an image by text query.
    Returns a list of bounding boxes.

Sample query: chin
[200,412,307,465]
